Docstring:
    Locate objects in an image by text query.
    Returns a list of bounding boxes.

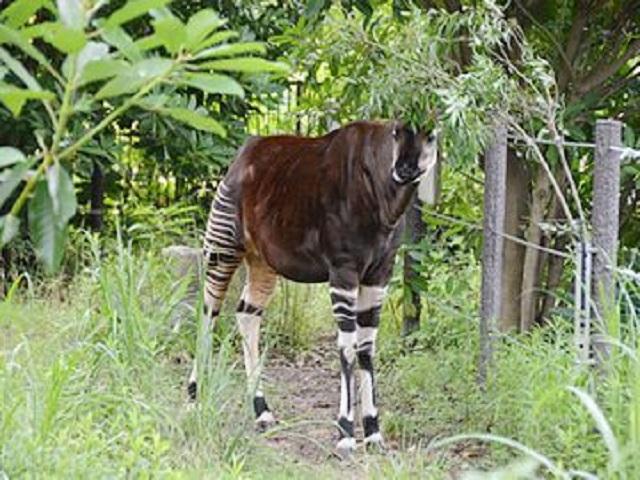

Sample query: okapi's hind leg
[236,255,277,430]
[188,181,244,400]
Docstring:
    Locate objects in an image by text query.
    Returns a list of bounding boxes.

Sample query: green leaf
[57,0,85,30]
[0,214,20,247]
[0,147,26,169]
[162,107,226,137]
[134,93,170,110]
[95,58,172,99]
[197,57,289,74]
[0,0,51,28]
[0,23,59,77]
[185,9,225,50]
[0,47,44,91]
[0,157,35,210]
[105,0,171,29]
[46,163,76,223]
[134,33,163,52]
[194,30,236,51]
[180,73,244,97]
[28,180,68,273]
[101,26,142,62]
[94,74,145,99]
[74,41,110,79]
[41,22,87,54]
[0,83,55,116]
[78,58,130,87]
[153,15,187,54]
[194,42,265,60]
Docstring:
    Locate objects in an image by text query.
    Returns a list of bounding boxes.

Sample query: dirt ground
[256,333,487,476]
[260,333,347,463]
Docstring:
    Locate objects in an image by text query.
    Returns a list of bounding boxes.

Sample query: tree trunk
[88,161,105,232]
[499,149,530,331]
[537,187,570,324]
[538,235,569,324]
[520,167,552,331]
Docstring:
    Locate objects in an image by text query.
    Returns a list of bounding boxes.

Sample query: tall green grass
[3,236,640,478]
[1,239,268,477]
[379,251,640,479]
[1,239,443,478]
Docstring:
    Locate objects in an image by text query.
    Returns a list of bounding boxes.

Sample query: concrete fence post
[591,119,622,362]
[478,123,507,386]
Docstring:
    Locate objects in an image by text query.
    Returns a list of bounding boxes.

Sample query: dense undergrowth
[1,237,639,479]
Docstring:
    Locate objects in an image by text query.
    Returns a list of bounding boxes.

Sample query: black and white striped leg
[188,181,243,401]
[330,284,359,457]
[357,285,386,449]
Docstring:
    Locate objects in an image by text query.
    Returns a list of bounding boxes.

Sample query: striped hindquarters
[202,181,244,317]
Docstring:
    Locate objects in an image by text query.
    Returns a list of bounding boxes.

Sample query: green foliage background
[0,0,639,478]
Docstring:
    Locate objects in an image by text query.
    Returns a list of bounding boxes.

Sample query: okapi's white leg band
[357,285,386,312]
[337,331,356,422]
[364,432,384,446]
[236,311,263,392]
[336,437,357,457]
[255,409,275,425]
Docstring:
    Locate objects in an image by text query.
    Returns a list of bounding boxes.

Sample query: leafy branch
[0,0,288,272]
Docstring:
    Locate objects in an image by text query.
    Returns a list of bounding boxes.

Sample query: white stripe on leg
[236,311,263,392]
[338,330,356,422]
[357,285,387,312]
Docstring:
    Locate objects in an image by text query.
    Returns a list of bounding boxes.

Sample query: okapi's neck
[381,177,418,229]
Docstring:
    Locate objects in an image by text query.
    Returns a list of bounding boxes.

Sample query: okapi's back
[216,121,399,282]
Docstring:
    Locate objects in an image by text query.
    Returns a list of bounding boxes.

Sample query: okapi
[189,120,438,457]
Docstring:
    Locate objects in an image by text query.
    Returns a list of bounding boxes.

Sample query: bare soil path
[261,333,345,463]
[256,334,487,477]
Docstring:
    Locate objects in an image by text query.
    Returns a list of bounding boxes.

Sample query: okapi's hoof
[335,437,356,459]
[364,432,386,453]
[187,381,197,401]
[255,410,276,432]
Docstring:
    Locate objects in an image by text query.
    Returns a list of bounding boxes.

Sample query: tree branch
[575,37,640,97]
[557,2,588,91]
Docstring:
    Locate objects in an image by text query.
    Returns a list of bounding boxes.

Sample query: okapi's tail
[202,180,244,320]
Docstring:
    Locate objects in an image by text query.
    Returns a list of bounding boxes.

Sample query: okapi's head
[389,122,438,185]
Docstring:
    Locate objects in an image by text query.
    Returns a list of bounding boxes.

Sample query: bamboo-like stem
[8,151,53,218]
[8,62,78,218]
[51,62,77,157]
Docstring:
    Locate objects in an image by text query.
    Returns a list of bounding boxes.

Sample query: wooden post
[591,119,622,362]
[478,123,507,386]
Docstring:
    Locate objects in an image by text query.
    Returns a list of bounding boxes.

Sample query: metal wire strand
[421,209,571,259]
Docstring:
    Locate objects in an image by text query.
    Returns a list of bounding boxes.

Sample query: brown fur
[221,120,421,287]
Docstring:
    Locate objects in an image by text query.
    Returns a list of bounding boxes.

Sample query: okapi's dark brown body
[225,121,416,286]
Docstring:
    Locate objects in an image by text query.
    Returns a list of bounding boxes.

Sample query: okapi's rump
[190,120,438,457]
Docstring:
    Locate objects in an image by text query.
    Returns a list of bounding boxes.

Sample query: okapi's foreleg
[329,271,359,457]
[188,181,244,400]
[356,285,386,448]
[237,256,277,429]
